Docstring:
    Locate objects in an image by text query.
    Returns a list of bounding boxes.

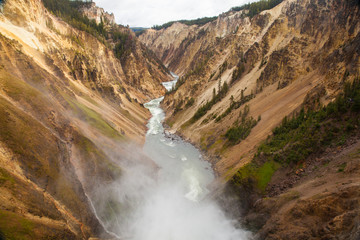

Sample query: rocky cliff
[140,0,360,176]
[140,0,360,239]
[0,0,169,238]
[80,2,115,25]
[0,0,359,238]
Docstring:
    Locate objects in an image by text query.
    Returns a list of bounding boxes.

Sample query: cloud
[94,0,256,27]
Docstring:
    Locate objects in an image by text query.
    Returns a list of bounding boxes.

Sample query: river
[93,74,249,239]
[133,74,249,240]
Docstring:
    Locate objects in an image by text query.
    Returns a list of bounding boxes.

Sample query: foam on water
[161,72,179,91]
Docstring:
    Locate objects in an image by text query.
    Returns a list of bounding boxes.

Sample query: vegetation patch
[225,105,259,145]
[256,161,280,191]
[0,95,61,183]
[152,16,217,30]
[337,163,347,172]
[188,80,229,124]
[42,0,106,39]
[185,98,195,108]
[0,95,88,215]
[231,0,283,18]
[113,31,133,61]
[216,91,255,122]
[231,61,246,84]
[173,98,184,114]
[0,167,15,185]
[0,210,35,240]
[0,208,75,239]
[0,71,48,112]
[258,78,360,164]
[42,0,133,61]
[231,161,279,192]
[64,94,122,139]
[74,134,122,180]
[230,77,360,193]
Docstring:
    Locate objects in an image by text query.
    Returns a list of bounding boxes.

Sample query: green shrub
[231,62,245,84]
[216,92,255,122]
[190,81,229,123]
[225,106,258,145]
[114,32,132,60]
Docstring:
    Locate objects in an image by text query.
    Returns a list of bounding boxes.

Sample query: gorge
[0,0,359,239]
[120,76,250,239]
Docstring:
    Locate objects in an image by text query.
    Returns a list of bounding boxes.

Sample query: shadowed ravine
[93,74,250,240]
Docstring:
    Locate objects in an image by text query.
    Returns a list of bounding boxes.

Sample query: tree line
[42,0,133,60]
[231,0,283,18]
[152,16,217,30]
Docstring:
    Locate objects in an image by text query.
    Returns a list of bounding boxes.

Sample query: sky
[94,0,257,28]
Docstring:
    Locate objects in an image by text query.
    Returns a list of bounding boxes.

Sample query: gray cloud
[94,0,256,27]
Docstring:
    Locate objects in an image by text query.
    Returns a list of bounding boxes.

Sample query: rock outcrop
[80,2,115,25]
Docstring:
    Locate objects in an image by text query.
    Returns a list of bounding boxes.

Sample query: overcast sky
[94,0,257,28]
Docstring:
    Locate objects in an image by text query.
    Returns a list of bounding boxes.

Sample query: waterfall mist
[88,76,250,240]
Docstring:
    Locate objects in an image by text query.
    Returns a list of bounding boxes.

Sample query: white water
[93,74,250,240]
[161,72,179,91]
[132,75,249,240]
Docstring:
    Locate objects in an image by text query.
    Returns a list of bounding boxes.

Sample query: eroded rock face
[139,0,360,177]
[0,0,169,238]
[254,186,360,240]
[141,1,360,238]
[80,2,115,25]
[223,139,360,240]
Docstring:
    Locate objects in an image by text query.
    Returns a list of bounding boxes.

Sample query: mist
[87,76,250,240]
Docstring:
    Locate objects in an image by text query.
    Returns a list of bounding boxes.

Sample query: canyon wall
[140,0,360,238]
[140,0,360,177]
[0,0,169,238]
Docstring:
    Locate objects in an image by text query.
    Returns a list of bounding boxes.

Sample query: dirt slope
[235,139,360,240]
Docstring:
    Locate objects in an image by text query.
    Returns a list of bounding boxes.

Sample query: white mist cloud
[85,94,251,239]
[94,0,258,27]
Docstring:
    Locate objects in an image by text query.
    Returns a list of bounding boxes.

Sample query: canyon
[0,0,170,238]
[0,0,359,239]
[139,0,360,239]
[140,0,360,177]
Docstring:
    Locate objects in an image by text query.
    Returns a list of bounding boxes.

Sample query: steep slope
[140,0,360,177]
[0,0,169,238]
[223,79,360,239]
[140,0,360,238]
